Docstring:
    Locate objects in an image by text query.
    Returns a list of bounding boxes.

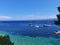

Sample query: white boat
[43,24,51,27]
[35,25,39,28]
[54,31,60,34]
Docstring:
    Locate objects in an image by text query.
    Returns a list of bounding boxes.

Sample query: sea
[0,19,60,45]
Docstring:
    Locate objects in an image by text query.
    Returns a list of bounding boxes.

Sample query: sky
[0,0,60,20]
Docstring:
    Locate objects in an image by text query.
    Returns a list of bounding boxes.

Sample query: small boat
[43,24,51,27]
[54,31,60,34]
[35,25,39,28]
[29,23,32,26]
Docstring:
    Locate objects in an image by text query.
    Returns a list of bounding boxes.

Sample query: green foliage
[0,35,14,45]
[54,6,60,25]
[58,7,60,12]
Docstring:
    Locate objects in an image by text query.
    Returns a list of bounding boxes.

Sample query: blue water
[0,20,60,45]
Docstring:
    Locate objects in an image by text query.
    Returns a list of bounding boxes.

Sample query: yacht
[54,31,60,34]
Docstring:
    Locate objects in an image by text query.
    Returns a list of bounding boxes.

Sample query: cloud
[14,15,57,20]
[0,16,12,20]
[0,15,57,20]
